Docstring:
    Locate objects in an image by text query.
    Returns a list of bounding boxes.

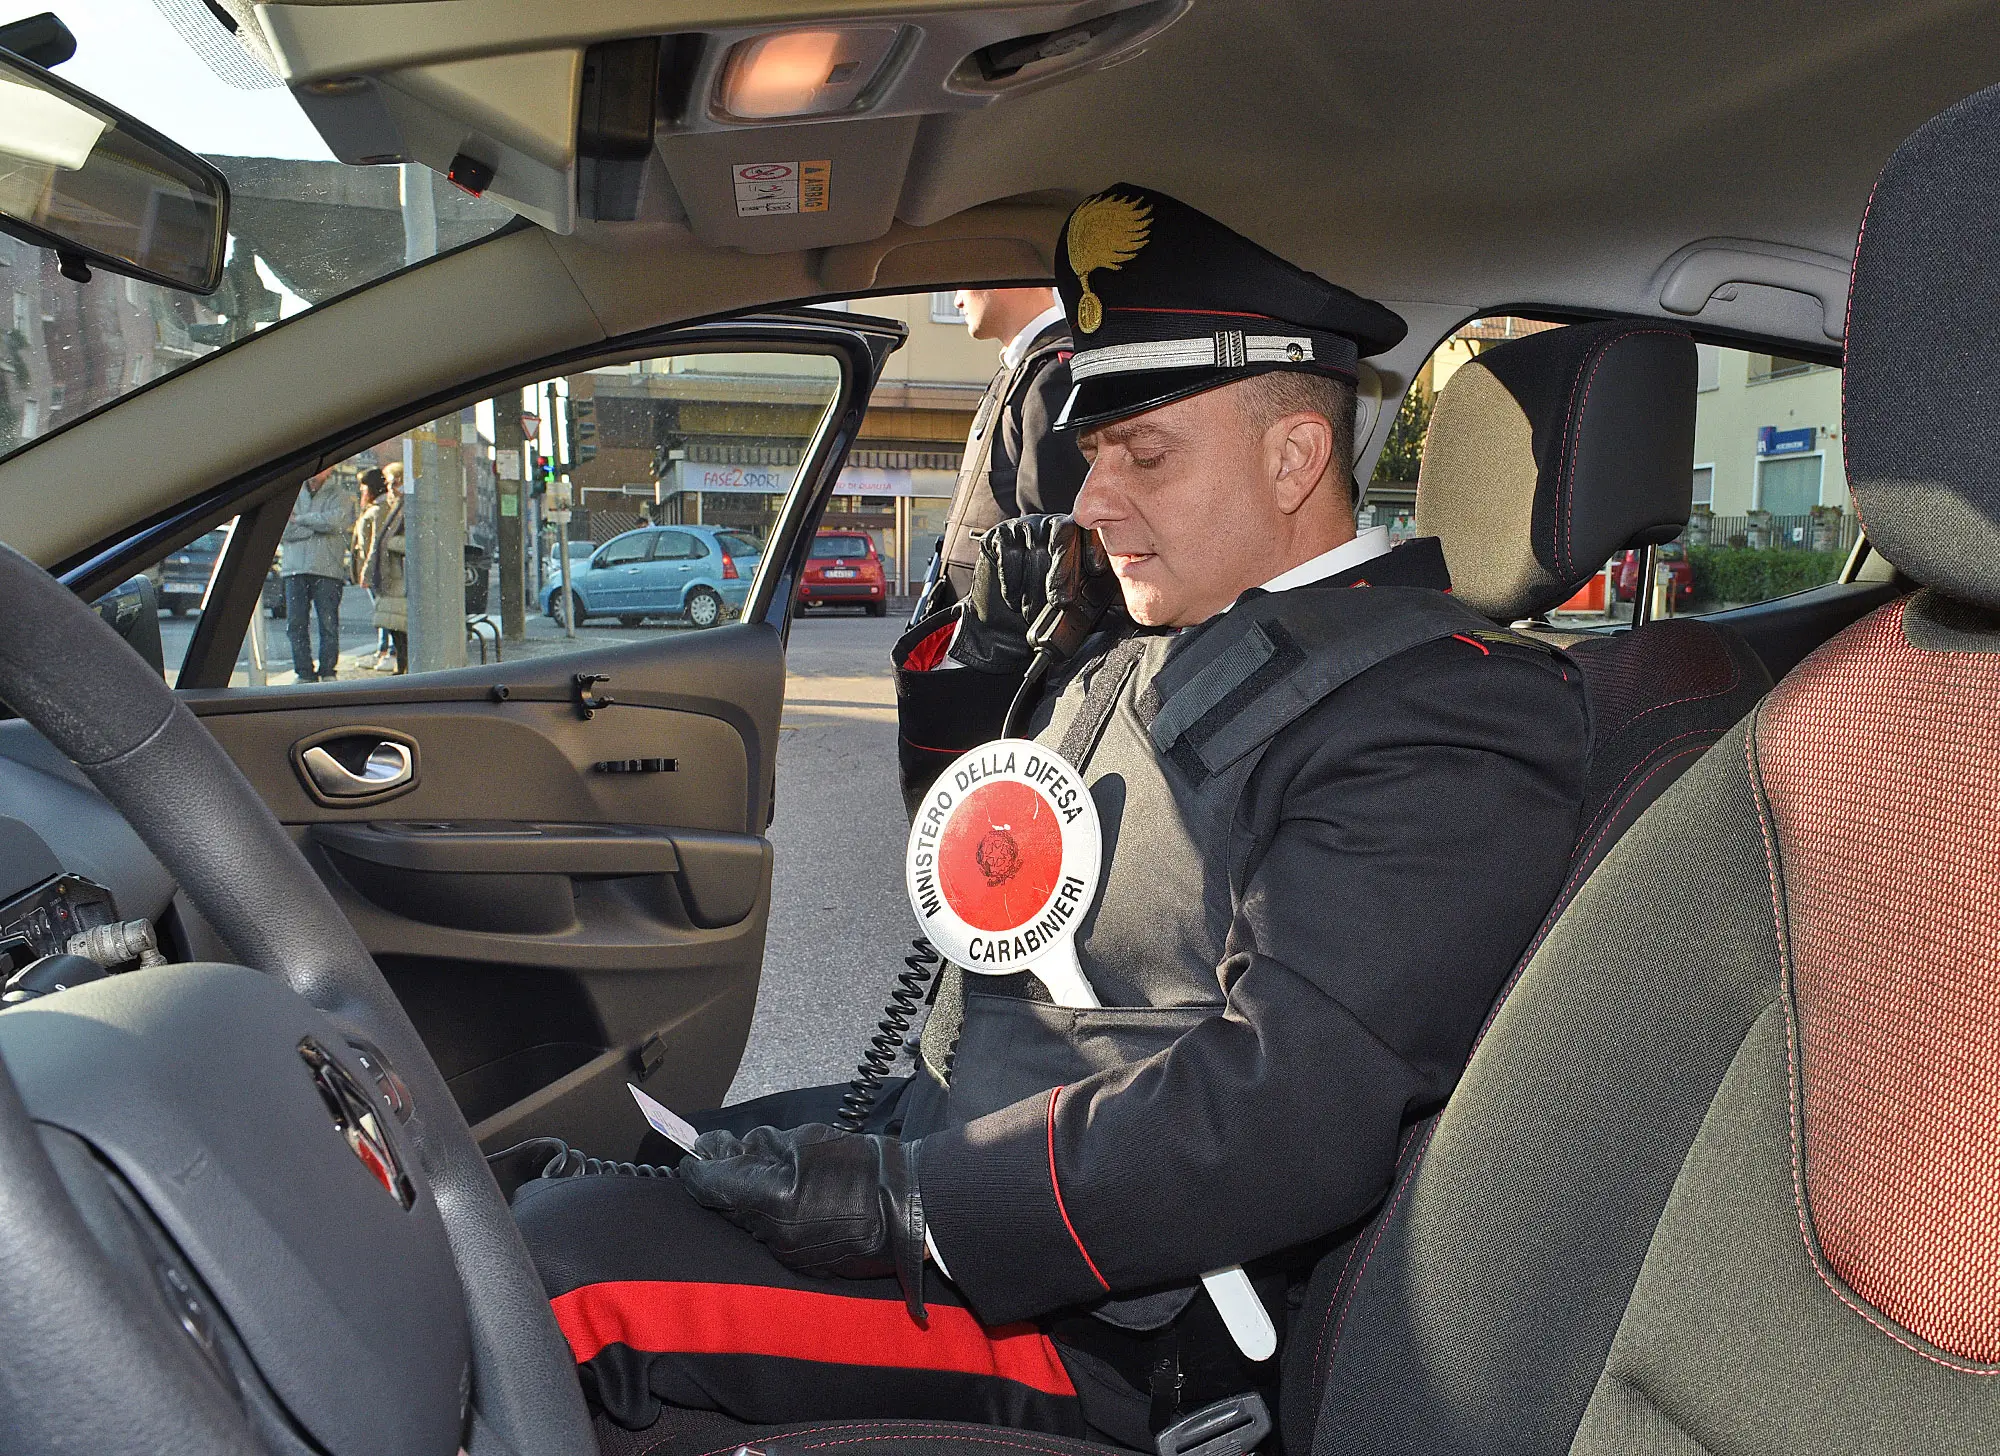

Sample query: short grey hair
[1232,369,1357,475]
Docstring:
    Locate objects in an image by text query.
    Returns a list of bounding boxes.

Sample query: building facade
[561,292,1007,593]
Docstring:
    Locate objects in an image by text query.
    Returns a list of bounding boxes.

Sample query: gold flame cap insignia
[1067,193,1152,334]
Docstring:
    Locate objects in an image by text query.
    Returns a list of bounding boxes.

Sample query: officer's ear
[1267,411,1337,516]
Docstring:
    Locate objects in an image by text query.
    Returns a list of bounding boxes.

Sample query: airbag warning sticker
[733,161,830,217]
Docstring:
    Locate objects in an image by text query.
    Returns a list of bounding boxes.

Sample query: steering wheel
[0,543,592,1454]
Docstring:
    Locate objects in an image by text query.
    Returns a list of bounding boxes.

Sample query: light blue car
[542,525,762,629]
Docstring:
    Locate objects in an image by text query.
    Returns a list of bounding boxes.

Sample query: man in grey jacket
[281,468,357,682]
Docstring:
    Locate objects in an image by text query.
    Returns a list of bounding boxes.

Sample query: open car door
[98,311,903,1156]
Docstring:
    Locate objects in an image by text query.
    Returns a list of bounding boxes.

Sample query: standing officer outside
[913,286,1090,619]
[513,187,1589,1450]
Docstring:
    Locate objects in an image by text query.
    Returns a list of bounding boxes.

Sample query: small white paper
[628,1083,705,1157]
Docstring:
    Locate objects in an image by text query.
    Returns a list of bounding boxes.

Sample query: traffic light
[530,453,552,495]
[567,397,598,463]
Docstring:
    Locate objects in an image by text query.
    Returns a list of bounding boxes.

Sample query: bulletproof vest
[906,580,1498,1141]
[936,328,1071,597]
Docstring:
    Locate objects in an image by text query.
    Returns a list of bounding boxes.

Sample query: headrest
[1414,321,1696,621]
[1845,84,2000,609]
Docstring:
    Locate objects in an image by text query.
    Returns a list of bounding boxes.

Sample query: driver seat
[593,80,2000,1456]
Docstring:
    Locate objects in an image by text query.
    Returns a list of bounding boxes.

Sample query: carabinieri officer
[512,186,1589,1450]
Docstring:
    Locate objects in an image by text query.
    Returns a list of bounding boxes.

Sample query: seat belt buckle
[1155,1392,1272,1456]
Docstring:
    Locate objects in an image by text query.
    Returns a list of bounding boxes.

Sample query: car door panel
[184,620,787,1149]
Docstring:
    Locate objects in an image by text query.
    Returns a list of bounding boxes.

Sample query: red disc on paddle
[937,780,1064,932]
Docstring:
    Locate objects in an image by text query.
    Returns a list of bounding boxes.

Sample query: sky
[1,0,334,160]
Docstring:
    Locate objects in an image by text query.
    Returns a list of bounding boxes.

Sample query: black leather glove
[679,1124,929,1322]
[949,514,1114,675]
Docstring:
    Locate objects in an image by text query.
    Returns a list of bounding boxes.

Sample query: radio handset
[1006,528,1119,737]
[1025,528,1119,662]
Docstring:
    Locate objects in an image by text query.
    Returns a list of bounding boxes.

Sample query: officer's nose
[1072,461,1122,531]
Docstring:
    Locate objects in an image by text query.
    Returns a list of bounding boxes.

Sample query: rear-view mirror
[0,46,228,293]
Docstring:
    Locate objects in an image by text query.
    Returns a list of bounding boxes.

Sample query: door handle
[301,742,413,798]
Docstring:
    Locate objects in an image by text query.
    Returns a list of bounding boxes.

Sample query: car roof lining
[236,0,2000,326]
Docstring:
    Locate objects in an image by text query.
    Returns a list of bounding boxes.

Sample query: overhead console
[251,0,1190,245]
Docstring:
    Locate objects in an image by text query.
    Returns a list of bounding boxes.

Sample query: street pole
[555,507,575,638]
[407,412,469,672]
[493,389,527,641]
[546,378,576,638]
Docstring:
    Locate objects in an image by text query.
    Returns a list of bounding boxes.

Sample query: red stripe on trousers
[551,1281,1078,1397]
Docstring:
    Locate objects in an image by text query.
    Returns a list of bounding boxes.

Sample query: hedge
[1686,547,1844,608]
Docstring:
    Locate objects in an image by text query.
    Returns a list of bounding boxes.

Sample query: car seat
[1413,317,1775,899]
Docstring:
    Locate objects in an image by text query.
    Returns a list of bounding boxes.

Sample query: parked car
[1612,543,1695,609]
[795,529,888,616]
[541,536,597,593]
[146,527,226,615]
[540,525,760,628]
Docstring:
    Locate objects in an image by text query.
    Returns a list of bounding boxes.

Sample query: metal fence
[1684,510,1857,554]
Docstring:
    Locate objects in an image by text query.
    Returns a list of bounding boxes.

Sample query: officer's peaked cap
[1053,184,1406,432]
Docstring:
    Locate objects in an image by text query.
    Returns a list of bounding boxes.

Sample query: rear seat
[1413,317,1773,895]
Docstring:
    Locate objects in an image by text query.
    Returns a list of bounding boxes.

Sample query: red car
[1612,545,1694,609]
[796,529,888,616]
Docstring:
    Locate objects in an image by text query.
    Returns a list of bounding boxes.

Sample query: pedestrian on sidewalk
[352,465,395,670]
[280,467,357,682]
[365,480,409,674]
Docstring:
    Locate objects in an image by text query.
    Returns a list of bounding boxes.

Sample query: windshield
[811,534,872,559]
[0,0,515,461]
[717,532,763,558]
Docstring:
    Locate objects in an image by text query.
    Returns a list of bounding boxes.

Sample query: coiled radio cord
[836,937,944,1131]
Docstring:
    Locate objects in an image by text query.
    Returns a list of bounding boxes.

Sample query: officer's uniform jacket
[907,539,1590,1327]
[934,316,1090,601]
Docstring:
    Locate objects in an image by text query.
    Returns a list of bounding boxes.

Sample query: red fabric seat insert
[1755,602,2000,1365]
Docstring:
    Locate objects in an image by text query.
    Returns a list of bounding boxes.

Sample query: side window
[137,349,843,687]
[1382,318,1853,623]
[594,533,654,566]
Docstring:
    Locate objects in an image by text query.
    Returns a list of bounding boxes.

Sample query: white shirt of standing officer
[1074,377,1389,626]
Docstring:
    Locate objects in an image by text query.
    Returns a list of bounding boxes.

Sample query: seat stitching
[1570,729,1724,860]
[1313,1118,1443,1383]
[1304,1120,1426,1386]
[1567,737,1718,883]
[1749,711,2000,1377]
[1840,179,1875,538]
[1488,740,1720,1048]
[1551,335,1608,581]
[1594,642,1745,739]
[685,1423,908,1456]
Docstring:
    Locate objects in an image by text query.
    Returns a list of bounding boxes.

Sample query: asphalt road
[727,609,923,1104]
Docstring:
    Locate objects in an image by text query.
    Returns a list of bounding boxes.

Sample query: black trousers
[511,1080,1271,1451]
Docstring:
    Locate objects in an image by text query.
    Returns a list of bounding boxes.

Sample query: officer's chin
[1115,581,1177,629]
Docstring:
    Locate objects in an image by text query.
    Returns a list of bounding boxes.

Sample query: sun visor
[656,118,919,255]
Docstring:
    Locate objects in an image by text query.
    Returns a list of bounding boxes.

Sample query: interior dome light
[716,27,902,121]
